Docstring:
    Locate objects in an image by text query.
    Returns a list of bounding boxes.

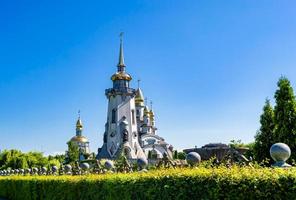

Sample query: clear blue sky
[1,0,296,155]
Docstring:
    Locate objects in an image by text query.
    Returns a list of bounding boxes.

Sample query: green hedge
[1,166,296,200]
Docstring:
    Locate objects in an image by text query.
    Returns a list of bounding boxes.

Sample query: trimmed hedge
[1,166,296,200]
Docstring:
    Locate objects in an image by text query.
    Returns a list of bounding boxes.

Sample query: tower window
[112,109,116,123]
[131,110,135,124]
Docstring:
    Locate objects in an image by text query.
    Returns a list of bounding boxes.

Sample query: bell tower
[97,33,146,159]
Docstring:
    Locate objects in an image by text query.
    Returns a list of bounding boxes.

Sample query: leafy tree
[48,159,61,168]
[0,149,60,169]
[51,154,66,164]
[253,99,275,162]
[274,77,296,160]
[177,152,186,160]
[25,151,48,167]
[66,141,79,164]
[244,142,255,160]
[15,156,29,169]
[229,139,244,149]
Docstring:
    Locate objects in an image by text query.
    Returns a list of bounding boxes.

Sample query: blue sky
[1,0,296,154]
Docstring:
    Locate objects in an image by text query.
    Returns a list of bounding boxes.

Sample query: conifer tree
[253,99,275,162]
[274,77,296,160]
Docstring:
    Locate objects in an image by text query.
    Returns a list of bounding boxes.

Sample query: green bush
[1,166,296,200]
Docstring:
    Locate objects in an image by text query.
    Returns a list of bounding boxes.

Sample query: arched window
[131,110,135,124]
[112,109,116,123]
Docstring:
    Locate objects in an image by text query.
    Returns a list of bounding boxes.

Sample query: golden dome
[135,88,144,106]
[70,135,89,143]
[111,72,132,81]
[149,109,155,119]
[144,106,150,116]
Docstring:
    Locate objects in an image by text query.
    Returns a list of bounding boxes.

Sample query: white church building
[96,35,173,160]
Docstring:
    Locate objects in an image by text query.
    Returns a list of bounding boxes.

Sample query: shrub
[1,166,296,200]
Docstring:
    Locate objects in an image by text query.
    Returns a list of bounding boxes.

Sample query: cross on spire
[137,79,141,89]
[78,110,81,119]
[150,101,153,110]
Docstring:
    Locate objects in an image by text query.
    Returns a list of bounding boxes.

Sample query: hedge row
[0,166,296,200]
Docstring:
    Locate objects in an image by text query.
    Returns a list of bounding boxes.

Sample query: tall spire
[117,32,125,70]
[111,32,132,82]
[76,110,83,136]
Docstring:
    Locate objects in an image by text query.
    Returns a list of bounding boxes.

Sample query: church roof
[70,135,89,143]
[111,71,132,81]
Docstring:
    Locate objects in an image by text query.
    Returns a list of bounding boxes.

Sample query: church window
[112,109,116,123]
[131,110,135,124]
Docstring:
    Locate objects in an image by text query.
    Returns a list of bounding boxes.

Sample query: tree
[52,154,66,164]
[66,141,79,164]
[229,139,244,149]
[253,99,275,162]
[274,77,296,160]
[15,156,29,169]
[0,149,58,169]
[48,159,61,168]
[177,152,186,160]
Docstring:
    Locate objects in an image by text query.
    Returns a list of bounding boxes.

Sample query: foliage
[229,139,245,148]
[114,154,130,172]
[253,99,275,163]
[244,142,255,160]
[253,77,296,162]
[66,141,79,164]
[48,154,66,165]
[177,152,186,160]
[0,150,61,170]
[229,140,255,160]
[273,77,296,161]
[1,166,296,200]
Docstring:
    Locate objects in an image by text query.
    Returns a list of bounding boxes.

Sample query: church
[96,35,173,160]
[67,113,90,161]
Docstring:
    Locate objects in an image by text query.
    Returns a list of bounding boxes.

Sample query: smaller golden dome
[144,106,150,116]
[111,72,132,81]
[149,109,155,119]
[70,135,89,143]
[135,88,144,106]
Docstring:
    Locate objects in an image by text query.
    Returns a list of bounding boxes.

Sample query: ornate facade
[96,35,173,160]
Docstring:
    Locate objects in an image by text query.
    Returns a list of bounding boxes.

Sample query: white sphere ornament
[137,157,148,169]
[186,152,201,166]
[80,163,90,170]
[270,143,291,167]
[104,160,114,170]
